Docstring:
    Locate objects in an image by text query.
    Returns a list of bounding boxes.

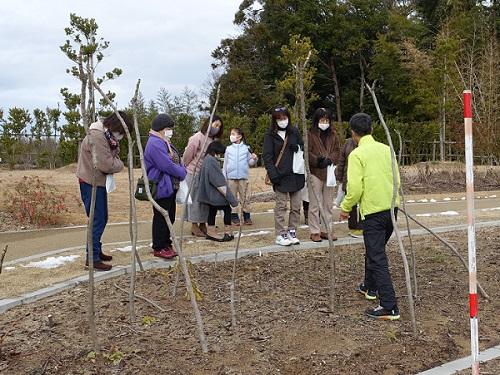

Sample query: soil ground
[0,228,499,374]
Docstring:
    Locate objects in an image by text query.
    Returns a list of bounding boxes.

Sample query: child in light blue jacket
[223,128,258,225]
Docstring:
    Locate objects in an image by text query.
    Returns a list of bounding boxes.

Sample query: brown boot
[85,261,112,271]
[198,223,208,234]
[99,252,113,262]
[191,223,205,237]
[310,233,322,242]
[320,232,337,241]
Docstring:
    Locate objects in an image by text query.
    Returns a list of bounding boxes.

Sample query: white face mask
[318,122,330,131]
[277,119,288,129]
[230,135,241,143]
[164,129,173,139]
[112,131,124,140]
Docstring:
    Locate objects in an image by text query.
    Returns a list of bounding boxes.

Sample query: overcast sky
[0,0,241,112]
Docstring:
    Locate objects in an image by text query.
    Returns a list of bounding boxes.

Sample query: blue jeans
[79,182,108,263]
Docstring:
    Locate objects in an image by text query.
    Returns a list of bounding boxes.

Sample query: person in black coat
[262,106,305,246]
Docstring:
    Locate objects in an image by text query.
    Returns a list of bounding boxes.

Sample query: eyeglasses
[273,106,287,112]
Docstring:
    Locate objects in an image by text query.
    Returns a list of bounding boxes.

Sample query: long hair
[311,107,333,131]
[200,114,224,137]
[270,106,291,133]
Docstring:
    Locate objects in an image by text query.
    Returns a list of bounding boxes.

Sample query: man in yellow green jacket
[339,113,400,320]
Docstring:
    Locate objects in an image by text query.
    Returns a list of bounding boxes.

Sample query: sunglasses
[273,106,287,112]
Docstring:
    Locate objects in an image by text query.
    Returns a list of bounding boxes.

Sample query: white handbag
[326,164,337,187]
[176,179,192,204]
[292,146,305,174]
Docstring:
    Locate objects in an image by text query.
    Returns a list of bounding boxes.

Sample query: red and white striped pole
[464,89,479,374]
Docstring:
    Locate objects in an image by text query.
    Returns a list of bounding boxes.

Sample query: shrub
[4,176,70,227]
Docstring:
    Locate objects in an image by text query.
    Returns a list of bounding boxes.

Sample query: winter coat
[336,138,357,192]
[144,134,187,199]
[198,155,238,207]
[182,131,214,175]
[76,121,124,187]
[223,143,256,180]
[262,126,305,193]
[308,127,341,181]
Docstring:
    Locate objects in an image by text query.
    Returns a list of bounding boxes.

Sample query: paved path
[1,192,498,263]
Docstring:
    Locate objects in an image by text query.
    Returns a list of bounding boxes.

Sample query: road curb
[1,220,499,315]
[416,344,500,374]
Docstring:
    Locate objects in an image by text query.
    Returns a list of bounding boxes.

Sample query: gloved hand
[318,157,333,169]
[289,143,299,152]
[270,175,282,185]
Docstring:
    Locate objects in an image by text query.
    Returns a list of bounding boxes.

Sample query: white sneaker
[275,233,292,246]
[287,230,300,245]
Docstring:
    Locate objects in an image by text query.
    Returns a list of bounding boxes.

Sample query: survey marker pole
[464,89,479,375]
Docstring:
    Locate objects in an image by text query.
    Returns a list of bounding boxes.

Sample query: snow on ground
[481,207,500,212]
[4,266,15,271]
[407,200,415,203]
[418,199,429,203]
[22,255,80,269]
[112,245,148,253]
[430,199,437,203]
[443,197,451,201]
[416,214,432,217]
[440,211,459,216]
[240,230,271,238]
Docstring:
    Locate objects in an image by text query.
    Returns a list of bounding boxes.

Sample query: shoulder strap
[275,136,289,167]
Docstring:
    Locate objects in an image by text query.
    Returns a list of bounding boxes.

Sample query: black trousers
[207,205,232,226]
[363,208,398,310]
[152,192,177,250]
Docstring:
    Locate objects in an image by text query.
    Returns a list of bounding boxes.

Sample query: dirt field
[1,163,499,232]
[1,228,498,374]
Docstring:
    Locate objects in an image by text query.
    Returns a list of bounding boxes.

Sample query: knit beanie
[152,114,174,131]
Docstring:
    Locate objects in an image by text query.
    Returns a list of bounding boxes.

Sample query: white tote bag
[326,164,337,187]
[292,146,305,174]
[334,183,345,207]
[176,179,192,204]
[106,174,116,193]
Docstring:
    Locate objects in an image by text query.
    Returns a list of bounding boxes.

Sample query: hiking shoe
[222,233,234,242]
[276,234,292,246]
[99,252,113,262]
[85,261,112,271]
[349,229,364,238]
[243,212,253,225]
[287,230,300,245]
[357,284,377,300]
[163,247,178,259]
[365,305,400,321]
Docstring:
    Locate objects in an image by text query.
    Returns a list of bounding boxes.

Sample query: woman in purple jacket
[144,114,187,259]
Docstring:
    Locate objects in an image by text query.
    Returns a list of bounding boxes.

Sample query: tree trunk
[330,57,342,124]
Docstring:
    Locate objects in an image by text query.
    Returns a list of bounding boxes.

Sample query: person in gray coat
[198,141,238,242]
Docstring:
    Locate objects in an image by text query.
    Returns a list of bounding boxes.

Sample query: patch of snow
[240,230,271,238]
[416,214,432,217]
[4,266,15,271]
[23,255,80,269]
[407,200,415,203]
[443,197,451,201]
[489,195,497,198]
[440,211,459,216]
[430,199,437,203]
[186,240,194,244]
[461,197,466,200]
[299,225,309,229]
[481,207,500,212]
[113,245,147,253]
[418,199,428,203]
[267,209,274,213]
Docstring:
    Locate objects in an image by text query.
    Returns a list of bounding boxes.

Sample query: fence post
[464,89,479,375]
